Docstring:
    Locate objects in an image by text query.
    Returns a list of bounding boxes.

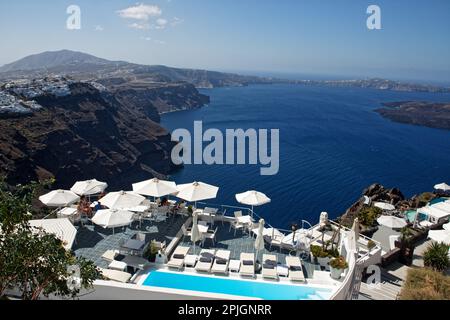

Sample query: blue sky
[1,0,449,82]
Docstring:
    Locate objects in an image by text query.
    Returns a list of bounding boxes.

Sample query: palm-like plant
[423,242,450,272]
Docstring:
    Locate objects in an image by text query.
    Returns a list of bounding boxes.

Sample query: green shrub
[310,245,322,258]
[399,268,450,300]
[423,242,450,272]
[358,207,381,227]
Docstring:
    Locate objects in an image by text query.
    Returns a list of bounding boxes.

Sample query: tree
[0,178,100,300]
[423,242,450,272]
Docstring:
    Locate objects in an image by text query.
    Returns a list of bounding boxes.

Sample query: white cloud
[171,17,184,27]
[94,25,104,31]
[156,18,168,27]
[140,36,152,41]
[117,4,162,20]
[129,22,150,30]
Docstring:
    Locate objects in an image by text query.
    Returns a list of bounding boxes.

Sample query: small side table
[277,264,289,278]
[184,255,198,267]
[229,260,241,273]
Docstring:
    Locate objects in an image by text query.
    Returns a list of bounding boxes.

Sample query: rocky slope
[375,101,450,130]
[0,82,185,189]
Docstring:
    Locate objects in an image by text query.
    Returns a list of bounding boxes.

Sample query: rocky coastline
[375,101,450,130]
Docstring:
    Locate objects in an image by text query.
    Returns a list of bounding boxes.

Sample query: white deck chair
[286,256,305,282]
[229,211,245,236]
[211,250,231,274]
[99,268,132,283]
[262,254,278,280]
[167,246,190,270]
[195,249,216,273]
[240,253,255,278]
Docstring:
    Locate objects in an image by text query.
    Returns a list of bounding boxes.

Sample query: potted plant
[187,205,193,216]
[329,256,349,280]
[310,245,322,264]
[144,241,159,263]
[317,248,331,269]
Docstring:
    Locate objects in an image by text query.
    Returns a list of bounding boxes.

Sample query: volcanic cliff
[0,81,207,189]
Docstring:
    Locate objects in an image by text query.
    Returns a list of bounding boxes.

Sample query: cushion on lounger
[114,254,126,261]
[216,259,227,265]
[263,263,275,269]
[242,260,254,266]
[199,257,212,263]
[173,254,185,260]
[264,259,277,266]
[289,265,302,272]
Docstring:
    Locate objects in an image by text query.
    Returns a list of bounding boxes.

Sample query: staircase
[357,269,403,300]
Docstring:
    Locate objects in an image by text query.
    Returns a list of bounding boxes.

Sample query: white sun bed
[262,254,278,280]
[99,268,132,283]
[240,253,255,278]
[211,250,231,274]
[195,249,216,273]
[167,246,190,270]
[286,256,305,282]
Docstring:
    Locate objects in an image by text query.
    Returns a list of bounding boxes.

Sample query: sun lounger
[286,256,306,282]
[240,253,255,278]
[101,249,119,262]
[211,250,231,274]
[99,268,132,283]
[167,246,190,270]
[195,249,216,273]
[262,254,278,280]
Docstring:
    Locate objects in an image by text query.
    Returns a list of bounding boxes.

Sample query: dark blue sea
[161,84,450,228]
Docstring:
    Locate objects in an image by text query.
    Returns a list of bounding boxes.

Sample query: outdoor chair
[262,254,279,280]
[229,211,245,236]
[195,249,216,273]
[239,253,255,278]
[286,256,306,282]
[167,246,190,270]
[202,226,218,246]
[181,224,192,241]
[211,250,231,274]
[269,233,284,252]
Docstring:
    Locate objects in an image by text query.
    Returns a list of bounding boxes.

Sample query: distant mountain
[0,50,127,73]
[1,50,448,92]
[0,50,274,88]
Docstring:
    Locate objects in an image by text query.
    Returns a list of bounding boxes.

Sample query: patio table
[122,239,146,255]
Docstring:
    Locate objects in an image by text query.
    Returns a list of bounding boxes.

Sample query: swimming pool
[142,270,333,300]
[405,210,428,223]
[429,197,449,205]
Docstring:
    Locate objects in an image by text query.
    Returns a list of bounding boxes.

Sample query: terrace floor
[178,220,317,279]
[73,214,188,269]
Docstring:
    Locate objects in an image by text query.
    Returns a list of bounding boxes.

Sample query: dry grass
[399,267,450,300]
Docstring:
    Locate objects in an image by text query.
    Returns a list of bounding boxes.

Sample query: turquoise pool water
[429,198,449,205]
[142,270,332,300]
[406,210,428,223]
